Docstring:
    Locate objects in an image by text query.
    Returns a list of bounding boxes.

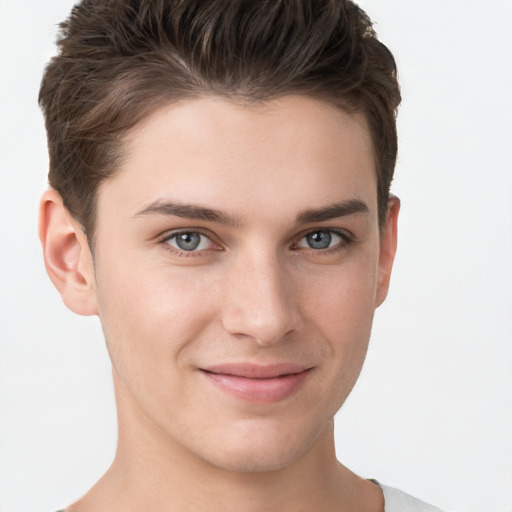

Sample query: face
[90,95,397,472]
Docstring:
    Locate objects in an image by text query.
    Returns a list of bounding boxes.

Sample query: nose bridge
[222,246,298,345]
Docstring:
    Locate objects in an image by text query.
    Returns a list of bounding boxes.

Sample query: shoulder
[373,481,446,512]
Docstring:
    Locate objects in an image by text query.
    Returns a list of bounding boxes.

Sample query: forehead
[98,95,377,223]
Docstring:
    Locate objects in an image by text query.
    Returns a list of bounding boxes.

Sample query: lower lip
[201,369,312,403]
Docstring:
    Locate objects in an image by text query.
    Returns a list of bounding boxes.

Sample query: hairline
[79,91,385,254]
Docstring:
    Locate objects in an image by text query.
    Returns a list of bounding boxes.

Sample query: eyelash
[160,229,220,258]
[159,228,353,257]
[292,228,353,254]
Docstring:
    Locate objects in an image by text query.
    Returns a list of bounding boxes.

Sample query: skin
[39,95,399,512]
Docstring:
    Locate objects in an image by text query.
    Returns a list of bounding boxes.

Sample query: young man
[38,1,445,510]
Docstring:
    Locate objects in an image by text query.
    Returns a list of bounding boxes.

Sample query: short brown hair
[39,0,401,243]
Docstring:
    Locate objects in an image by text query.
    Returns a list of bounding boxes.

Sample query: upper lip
[201,363,311,379]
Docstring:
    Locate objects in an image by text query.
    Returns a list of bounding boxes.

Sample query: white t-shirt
[376,482,445,512]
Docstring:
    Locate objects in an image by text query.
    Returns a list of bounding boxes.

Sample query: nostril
[220,257,300,344]
[221,303,298,346]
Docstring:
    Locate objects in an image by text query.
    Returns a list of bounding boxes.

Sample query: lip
[200,363,313,403]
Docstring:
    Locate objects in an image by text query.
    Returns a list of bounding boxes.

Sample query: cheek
[94,253,219,384]
[301,250,379,334]
[297,253,379,387]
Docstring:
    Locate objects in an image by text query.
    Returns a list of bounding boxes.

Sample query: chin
[206,446,304,474]
[194,418,326,474]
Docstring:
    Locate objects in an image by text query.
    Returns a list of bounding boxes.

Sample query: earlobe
[39,189,98,316]
[375,196,400,308]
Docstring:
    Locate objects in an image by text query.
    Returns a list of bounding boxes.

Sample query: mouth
[199,363,313,403]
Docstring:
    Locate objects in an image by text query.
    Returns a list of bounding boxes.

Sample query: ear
[375,196,400,308]
[39,189,98,316]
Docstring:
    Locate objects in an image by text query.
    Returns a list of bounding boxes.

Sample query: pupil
[176,232,201,251]
[307,231,331,249]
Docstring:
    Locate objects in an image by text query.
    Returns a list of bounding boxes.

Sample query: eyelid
[159,228,223,256]
[292,227,353,251]
[159,226,216,241]
[156,226,354,257]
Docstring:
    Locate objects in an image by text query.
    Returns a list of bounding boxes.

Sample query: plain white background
[0,1,511,511]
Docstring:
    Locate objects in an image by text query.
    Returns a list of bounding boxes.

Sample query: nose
[221,251,301,346]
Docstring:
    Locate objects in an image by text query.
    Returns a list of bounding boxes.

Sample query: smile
[200,363,313,403]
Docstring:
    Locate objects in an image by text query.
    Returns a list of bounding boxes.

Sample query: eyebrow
[134,197,369,226]
[134,199,241,226]
[295,199,369,224]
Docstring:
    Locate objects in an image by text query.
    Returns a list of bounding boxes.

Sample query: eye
[163,231,215,252]
[295,230,348,250]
